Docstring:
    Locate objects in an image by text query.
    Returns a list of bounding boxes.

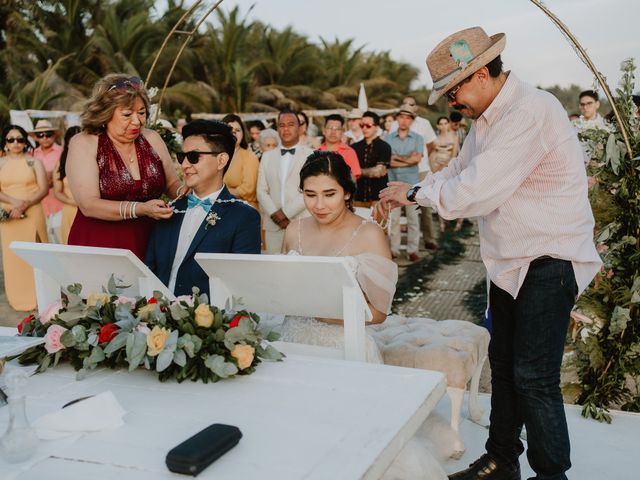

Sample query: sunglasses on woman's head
[36,131,55,139]
[176,150,222,165]
[6,137,26,144]
[107,76,144,93]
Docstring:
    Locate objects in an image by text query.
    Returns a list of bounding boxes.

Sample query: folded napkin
[32,391,126,440]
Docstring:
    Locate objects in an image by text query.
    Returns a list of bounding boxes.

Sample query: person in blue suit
[145,120,261,296]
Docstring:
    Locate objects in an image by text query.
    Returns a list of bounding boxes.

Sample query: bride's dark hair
[299,150,356,211]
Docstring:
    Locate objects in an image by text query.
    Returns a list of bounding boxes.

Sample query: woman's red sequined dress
[68,133,166,259]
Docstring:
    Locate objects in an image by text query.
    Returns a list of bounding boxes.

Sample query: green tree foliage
[0,1,421,122]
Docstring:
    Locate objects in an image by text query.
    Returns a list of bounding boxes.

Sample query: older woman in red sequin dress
[67,74,181,259]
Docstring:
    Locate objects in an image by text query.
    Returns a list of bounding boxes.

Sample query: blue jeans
[486,257,577,480]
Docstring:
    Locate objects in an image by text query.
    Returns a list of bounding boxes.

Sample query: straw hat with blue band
[427,26,506,105]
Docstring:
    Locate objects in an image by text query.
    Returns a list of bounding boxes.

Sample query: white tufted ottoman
[369,315,490,458]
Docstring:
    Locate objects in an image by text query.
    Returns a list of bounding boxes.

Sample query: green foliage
[573,59,640,420]
[0,1,422,122]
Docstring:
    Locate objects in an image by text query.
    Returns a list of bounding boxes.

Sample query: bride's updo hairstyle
[299,150,356,211]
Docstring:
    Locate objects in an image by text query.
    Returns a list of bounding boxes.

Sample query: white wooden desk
[1,351,446,480]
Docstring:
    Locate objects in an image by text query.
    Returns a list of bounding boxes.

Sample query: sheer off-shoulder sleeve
[353,253,398,314]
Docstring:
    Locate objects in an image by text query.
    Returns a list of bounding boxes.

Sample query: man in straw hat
[380,27,602,480]
[30,119,64,243]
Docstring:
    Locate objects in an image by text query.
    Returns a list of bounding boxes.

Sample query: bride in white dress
[280,151,449,480]
[280,150,397,362]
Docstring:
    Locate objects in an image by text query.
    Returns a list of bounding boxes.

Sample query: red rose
[229,314,248,329]
[147,297,158,304]
[98,323,118,343]
[17,314,34,334]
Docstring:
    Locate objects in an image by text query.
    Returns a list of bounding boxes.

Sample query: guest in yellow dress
[222,114,259,209]
[53,126,81,244]
[0,125,49,311]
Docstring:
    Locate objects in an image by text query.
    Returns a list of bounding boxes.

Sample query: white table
[1,351,446,479]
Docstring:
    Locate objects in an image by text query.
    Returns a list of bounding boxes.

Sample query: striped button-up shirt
[415,72,602,298]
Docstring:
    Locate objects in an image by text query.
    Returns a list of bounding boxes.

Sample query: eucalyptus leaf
[71,325,87,343]
[76,368,87,381]
[169,303,189,320]
[87,333,99,347]
[173,349,187,367]
[57,310,85,327]
[107,275,118,296]
[156,349,173,372]
[204,355,238,378]
[266,331,281,342]
[126,331,148,371]
[103,331,130,355]
[608,306,630,337]
[60,330,77,348]
[257,344,285,361]
[87,346,105,365]
[606,134,621,174]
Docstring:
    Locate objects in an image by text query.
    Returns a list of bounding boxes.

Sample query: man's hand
[378,181,414,209]
[270,209,290,229]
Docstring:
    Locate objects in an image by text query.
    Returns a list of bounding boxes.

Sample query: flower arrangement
[15,277,284,383]
[570,58,640,422]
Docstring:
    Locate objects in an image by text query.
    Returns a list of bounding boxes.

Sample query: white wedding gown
[279,219,448,480]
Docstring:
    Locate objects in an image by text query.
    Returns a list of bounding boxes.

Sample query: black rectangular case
[165,423,242,476]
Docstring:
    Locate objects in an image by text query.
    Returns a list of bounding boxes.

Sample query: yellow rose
[87,293,110,307]
[194,304,214,328]
[137,303,157,320]
[146,326,171,356]
[231,344,255,370]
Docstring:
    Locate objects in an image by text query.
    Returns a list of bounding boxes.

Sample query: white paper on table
[32,390,126,440]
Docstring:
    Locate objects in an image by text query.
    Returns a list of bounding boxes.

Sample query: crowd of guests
[1,71,626,315]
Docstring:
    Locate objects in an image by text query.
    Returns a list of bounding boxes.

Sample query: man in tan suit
[256,110,314,253]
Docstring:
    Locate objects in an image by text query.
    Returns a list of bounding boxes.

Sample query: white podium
[196,253,371,362]
[10,242,174,314]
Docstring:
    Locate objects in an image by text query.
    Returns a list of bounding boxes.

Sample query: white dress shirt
[279,143,298,207]
[168,186,224,292]
[415,72,602,299]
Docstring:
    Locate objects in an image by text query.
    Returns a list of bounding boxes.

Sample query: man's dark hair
[277,109,300,126]
[325,114,345,126]
[181,119,236,174]
[485,55,503,78]
[363,111,380,124]
[580,90,599,102]
[449,111,463,122]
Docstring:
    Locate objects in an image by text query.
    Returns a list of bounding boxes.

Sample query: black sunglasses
[6,137,26,144]
[176,150,223,165]
[36,131,55,139]
[107,76,144,93]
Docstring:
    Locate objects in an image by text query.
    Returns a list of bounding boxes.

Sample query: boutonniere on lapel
[205,211,220,229]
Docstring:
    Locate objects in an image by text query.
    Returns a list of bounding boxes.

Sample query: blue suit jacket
[145,186,261,297]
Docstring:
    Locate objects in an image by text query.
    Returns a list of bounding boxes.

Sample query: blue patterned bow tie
[187,193,212,210]
[281,148,295,155]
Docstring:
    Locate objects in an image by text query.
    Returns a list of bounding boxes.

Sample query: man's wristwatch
[406,185,421,203]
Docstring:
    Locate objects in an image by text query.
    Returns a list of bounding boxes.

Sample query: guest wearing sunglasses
[221,114,259,209]
[145,120,261,296]
[66,73,181,260]
[30,119,64,243]
[318,114,361,180]
[0,125,49,311]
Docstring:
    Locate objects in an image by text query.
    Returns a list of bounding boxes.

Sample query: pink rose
[41,300,63,324]
[114,296,136,306]
[44,325,68,354]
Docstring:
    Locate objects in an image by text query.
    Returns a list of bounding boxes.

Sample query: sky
[159,0,639,94]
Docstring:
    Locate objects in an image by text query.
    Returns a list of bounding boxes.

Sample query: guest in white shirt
[380,27,601,480]
[256,110,313,253]
[145,120,260,296]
